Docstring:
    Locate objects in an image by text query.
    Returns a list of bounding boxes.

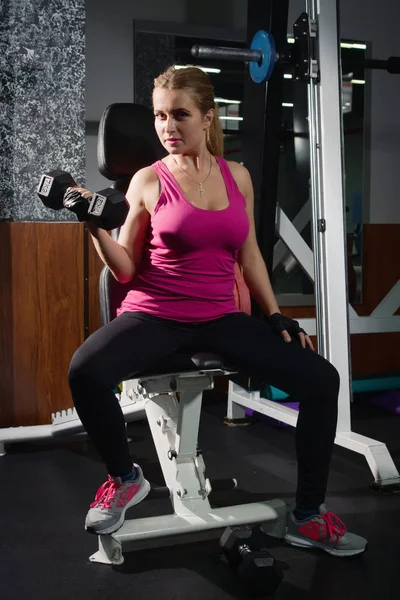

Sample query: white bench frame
[90,365,286,565]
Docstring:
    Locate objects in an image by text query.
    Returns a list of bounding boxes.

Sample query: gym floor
[1,392,399,600]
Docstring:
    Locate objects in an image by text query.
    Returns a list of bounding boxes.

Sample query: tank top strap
[215,156,244,201]
[151,160,174,193]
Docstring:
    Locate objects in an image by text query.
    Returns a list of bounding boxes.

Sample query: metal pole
[306,0,352,430]
[191,45,262,63]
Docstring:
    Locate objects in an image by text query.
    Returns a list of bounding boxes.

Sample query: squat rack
[192,0,400,489]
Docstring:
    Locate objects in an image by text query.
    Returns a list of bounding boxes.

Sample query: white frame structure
[90,367,286,565]
[227,0,400,489]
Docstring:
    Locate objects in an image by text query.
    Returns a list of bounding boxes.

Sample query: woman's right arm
[87,167,156,284]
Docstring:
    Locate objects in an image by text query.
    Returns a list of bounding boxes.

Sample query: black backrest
[97,103,165,325]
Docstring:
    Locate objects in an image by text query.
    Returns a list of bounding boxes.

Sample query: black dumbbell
[220,525,283,597]
[37,169,129,231]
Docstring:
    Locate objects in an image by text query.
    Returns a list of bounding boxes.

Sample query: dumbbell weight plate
[220,526,283,596]
[37,170,77,210]
[238,551,283,597]
[220,526,255,569]
[88,188,129,231]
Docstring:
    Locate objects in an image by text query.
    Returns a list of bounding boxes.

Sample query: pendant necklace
[172,154,213,200]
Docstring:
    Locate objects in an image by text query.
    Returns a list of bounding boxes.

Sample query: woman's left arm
[231,162,314,350]
[233,164,280,317]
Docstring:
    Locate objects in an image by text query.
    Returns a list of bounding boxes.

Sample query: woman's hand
[63,186,93,221]
[269,313,315,351]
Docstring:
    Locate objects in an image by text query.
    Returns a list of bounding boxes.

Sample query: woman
[68,65,367,557]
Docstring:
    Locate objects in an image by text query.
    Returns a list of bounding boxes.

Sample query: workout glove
[63,188,90,222]
[268,313,307,338]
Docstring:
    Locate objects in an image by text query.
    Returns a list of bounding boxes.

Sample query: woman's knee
[312,357,340,401]
[68,345,99,392]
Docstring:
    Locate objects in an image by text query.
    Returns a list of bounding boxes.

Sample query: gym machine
[192,0,400,490]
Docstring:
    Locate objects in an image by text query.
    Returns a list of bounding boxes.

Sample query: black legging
[68,311,339,509]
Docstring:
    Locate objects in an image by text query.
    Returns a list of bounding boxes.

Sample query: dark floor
[1,394,400,600]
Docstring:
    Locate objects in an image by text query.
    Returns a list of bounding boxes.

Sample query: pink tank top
[117,157,250,322]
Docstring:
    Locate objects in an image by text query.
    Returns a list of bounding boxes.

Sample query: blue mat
[265,376,400,401]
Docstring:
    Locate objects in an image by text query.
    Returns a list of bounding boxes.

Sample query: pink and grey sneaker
[85,464,150,535]
[284,505,368,557]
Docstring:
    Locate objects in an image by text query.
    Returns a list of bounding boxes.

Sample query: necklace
[171,154,213,200]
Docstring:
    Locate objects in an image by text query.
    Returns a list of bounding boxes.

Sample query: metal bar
[175,390,203,457]
[228,385,400,486]
[114,502,281,542]
[358,57,400,74]
[273,199,311,271]
[275,207,314,280]
[230,389,299,427]
[370,280,400,317]
[363,58,389,70]
[191,45,262,63]
[306,0,352,431]
[335,433,400,485]
[387,56,400,74]
[298,316,400,336]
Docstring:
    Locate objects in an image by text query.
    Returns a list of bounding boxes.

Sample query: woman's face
[153,88,213,155]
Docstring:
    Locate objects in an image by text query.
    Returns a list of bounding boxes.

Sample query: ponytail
[206,103,224,157]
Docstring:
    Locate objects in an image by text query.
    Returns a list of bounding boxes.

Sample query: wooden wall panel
[0,224,14,427]
[0,223,84,427]
[350,333,400,376]
[350,224,400,376]
[358,224,400,316]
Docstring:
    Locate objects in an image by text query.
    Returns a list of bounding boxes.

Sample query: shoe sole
[284,533,368,557]
[86,478,151,536]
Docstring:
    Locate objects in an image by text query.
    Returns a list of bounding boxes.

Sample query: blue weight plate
[249,29,276,83]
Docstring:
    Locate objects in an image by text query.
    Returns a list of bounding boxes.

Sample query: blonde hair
[153,65,224,157]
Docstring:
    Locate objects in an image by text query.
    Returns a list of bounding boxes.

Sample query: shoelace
[313,512,347,541]
[90,476,121,510]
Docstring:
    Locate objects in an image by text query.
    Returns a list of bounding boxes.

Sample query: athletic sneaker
[284,505,368,557]
[85,463,151,535]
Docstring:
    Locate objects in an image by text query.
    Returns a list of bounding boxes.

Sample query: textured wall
[0,0,85,221]
[134,32,176,109]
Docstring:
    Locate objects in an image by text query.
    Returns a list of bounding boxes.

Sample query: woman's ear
[204,108,215,128]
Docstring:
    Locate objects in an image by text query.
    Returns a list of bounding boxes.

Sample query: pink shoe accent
[90,475,141,510]
[115,484,140,508]
[298,512,347,543]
